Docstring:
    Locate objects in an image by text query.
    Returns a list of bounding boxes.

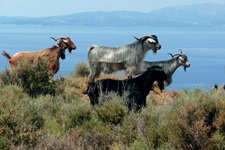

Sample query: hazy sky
[0,0,225,17]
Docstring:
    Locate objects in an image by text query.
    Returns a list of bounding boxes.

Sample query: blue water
[0,25,225,90]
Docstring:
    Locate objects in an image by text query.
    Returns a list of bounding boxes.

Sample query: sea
[0,25,225,91]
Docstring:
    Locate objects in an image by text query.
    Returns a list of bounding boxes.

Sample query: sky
[0,0,225,17]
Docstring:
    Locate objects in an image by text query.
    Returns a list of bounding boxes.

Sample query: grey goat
[88,35,161,82]
[140,50,190,86]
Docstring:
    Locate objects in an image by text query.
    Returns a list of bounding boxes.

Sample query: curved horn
[139,35,151,40]
[173,54,183,57]
[50,36,67,41]
[168,53,174,58]
[133,36,140,41]
[50,37,57,41]
[173,49,184,57]
[133,35,155,41]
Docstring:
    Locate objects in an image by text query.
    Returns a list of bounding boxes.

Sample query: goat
[214,84,218,90]
[86,66,167,111]
[88,35,161,82]
[140,50,190,86]
[1,36,76,76]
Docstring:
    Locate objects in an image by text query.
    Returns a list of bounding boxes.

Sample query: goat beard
[184,66,187,72]
[152,48,158,54]
[60,51,66,59]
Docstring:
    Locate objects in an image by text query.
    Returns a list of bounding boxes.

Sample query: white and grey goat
[88,35,161,81]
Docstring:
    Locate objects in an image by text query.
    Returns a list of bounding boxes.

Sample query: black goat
[86,66,167,111]
[214,83,218,90]
[140,50,190,86]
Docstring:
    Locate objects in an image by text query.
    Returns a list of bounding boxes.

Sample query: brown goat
[2,36,76,76]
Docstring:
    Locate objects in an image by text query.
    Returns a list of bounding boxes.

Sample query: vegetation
[0,61,225,150]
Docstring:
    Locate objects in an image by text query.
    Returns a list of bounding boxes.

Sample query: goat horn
[50,36,67,41]
[168,53,174,58]
[50,37,57,41]
[133,36,140,41]
[173,52,182,57]
[134,35,154,41]
[139,35,151,40]
[172,49,184,57]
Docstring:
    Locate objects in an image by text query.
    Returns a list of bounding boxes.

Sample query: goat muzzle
[184,63,190,71]
[68,46,76,53]
[152,44,161,53]
[156,44,161,50]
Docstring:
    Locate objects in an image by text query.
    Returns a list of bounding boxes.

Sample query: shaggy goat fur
[2,37,76,76]
[86,66,167,111]
[88,35,161,82]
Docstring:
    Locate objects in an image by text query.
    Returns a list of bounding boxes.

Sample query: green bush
[163,90,225,149]
[2,59,57,97]
[133,107,168,149]
[0,85,45,148]
[0,136,10,150]
[114,112,138,146]
[72,119,112,149]
[66,102,92,128]
[95,97,128,125]
[0,69,12,86]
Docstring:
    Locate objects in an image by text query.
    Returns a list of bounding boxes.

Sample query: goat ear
[179,49,183,54]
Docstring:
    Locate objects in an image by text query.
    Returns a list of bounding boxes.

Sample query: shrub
[34,134,77,150]
[0,86,45,148]
[72,119,112,149]
[130,140,148,150]
[0,136,10,150]
[0,69,12,86]
[10,59,57,97]
[95,95,128,125]
[114,112,138,146]
[163,89,225,149]
[134,107,168,148]
[66,102,92,128]
[73,62,90,77]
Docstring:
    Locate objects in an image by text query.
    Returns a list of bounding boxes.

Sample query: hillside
[0,3,225,27]
[0,62,225,149]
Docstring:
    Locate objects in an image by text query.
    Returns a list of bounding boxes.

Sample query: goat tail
[1,51,11,60]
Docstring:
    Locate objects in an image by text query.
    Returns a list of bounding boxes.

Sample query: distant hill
[0,3,225,27]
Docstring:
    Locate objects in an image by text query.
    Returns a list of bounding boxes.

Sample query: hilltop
[0,3,225,27]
